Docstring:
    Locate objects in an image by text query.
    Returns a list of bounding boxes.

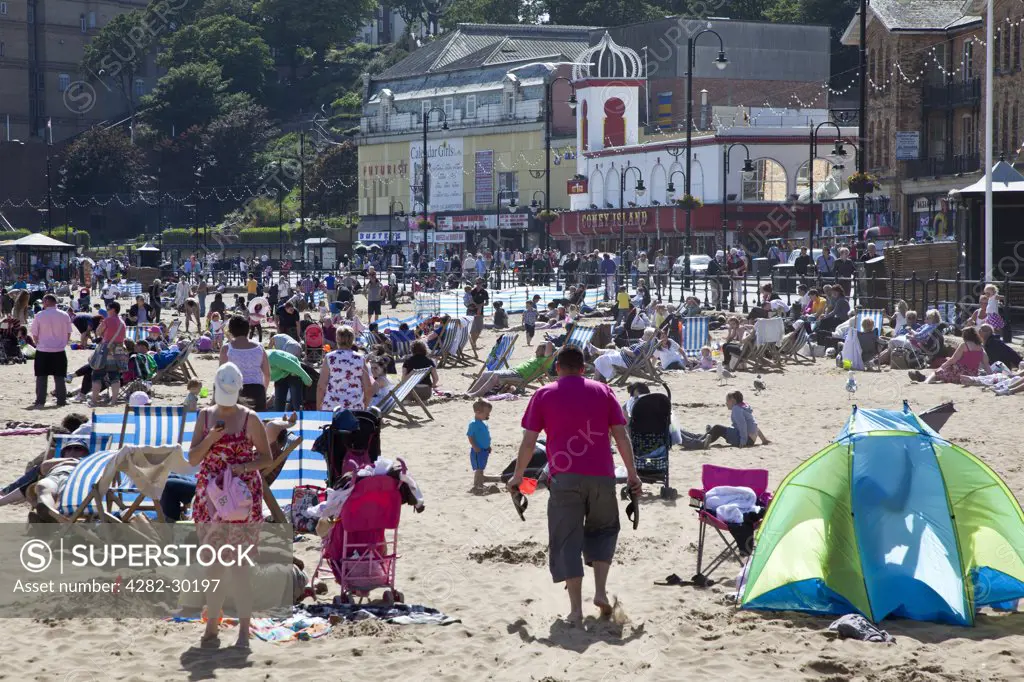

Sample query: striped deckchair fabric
[854,309,886,336]
[750,317,785,370]
[58,450,136,517]
[377,367,433,425]
[132,406,187,447]
[562,324,596,351]
[92,411,134,452]
[260,411,330,505]
[166,319,181,344]
[474,333,518,380]
[680,316,710,357]
[613,338,660,386]
[358,330,377,349]
[123,282,143,298]
[390,335,414,359]
[125,326,148,343]
[436,318,471,368]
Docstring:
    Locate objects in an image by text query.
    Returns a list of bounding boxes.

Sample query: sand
[1,300,1023,682]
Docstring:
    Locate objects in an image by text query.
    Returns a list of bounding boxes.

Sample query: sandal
[625,490,640,530]
[654,573,683,587]
[510,489,528,521]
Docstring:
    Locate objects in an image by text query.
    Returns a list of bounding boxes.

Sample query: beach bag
[89,341,109,371]
[290,485,326,533]
[207,467,253,522]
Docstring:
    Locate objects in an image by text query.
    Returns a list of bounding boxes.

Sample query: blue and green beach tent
[740,405,1024,625]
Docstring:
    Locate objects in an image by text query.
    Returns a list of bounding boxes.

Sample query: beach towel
[304,602,461,626]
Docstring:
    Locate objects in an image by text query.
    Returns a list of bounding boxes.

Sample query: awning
[950,160,1024,196]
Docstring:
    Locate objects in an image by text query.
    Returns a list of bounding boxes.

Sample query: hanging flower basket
[675,194,703,210]
[847,172,876,195]
[536,210,558,224]
[417,219,435,230]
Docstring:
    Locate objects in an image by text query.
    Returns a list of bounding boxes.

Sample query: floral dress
[322,349,368,411]
[193,412,263,547]
[934,347,985,385]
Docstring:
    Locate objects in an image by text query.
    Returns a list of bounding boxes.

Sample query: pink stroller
[319,475,404,604]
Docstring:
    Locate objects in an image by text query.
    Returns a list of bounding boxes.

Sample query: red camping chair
[688,464,772,587]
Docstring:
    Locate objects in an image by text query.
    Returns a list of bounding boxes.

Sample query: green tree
[140,63,251,135]
[158,16,274,98]
[200,103,277,188]
[305,141,358,216]
[440,0,543,28]
[254,0,377,76]
[394,0,453,36]
[59,128,147,197]
[81,11,151,116]
[547,0,661,27]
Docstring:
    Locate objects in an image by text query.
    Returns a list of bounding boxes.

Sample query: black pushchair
[624,383,676,499]
[0,318,25,364]
[313,409,383,489]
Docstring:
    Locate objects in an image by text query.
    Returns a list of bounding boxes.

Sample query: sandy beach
[1,299,1023,682]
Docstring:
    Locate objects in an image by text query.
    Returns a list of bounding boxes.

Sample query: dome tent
[740,404,1024,626]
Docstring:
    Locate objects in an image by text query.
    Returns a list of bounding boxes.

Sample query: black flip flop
[510,489,528,521]
[654,573,683,587]
[625,490,639,530]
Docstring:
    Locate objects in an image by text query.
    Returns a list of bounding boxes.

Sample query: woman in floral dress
[188,362,274,649]
[317,325,372,411]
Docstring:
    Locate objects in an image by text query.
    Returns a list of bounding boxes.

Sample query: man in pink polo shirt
[29,293,73,408]
[508,345,641,624]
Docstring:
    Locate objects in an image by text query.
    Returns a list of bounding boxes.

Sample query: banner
[361,229,466,244]
[474,150,493,206]
[435,213,531,231]
[409,137,464,212]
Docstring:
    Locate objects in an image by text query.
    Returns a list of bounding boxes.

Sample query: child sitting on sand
[467,398,492,493]
[704,391,770,448]
[696,345,716,371]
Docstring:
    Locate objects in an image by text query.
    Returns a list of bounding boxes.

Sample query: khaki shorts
[546,473,619,582]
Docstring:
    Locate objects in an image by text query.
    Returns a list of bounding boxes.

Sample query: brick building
[842,0,1024,243]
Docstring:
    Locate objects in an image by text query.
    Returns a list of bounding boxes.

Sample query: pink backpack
[207,468,254,522]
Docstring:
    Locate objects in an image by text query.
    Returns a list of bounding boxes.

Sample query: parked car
[671,254,712,278]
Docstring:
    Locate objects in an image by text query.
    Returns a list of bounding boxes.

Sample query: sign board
[895,132,920,161]
[474,150,493,206]
[567,178,588,195]
[409,137,464,212]
[499,213,529,230]
[359,229,466,244]
[912,197,932,213]
[435,213,531,231]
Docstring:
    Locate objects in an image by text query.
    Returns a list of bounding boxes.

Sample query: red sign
[567,178,588,195]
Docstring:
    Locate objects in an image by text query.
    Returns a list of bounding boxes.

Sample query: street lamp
[618,163,645,271]
[277,157,286,259]
[420,106,449,258]
[722,144,755,254]
[683,28,728,280]
[808,121,848,254]
[388,198,405,265]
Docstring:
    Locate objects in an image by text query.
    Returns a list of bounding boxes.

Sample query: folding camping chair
[780,323,815,364]
[680,317,710,358]
[377,367,433,426]
[688,464,772,587]
[153,340,197,384]
[612,338,661,386]
[92,411,135,453]
[854,309,886,337]
[561,323,597,351]
[472,332,518,382]
[748,317,785,371]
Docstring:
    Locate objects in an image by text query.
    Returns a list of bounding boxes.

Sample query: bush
[2,229,32,241]
[238,226,294,244]
[161,228,195,244]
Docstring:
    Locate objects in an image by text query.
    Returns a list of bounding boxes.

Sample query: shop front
[820,191,899,248]
[435,211,533,253]
[907,194,959,242]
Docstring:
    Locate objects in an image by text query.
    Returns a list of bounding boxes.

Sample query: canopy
[741,405,1024,626]
[950,160,1024,196]
[7,233,75,249]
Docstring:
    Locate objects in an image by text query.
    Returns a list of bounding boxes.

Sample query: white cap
[214,362,243,407]
[129,391,151,407]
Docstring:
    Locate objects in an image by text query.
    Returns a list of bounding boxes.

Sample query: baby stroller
[0,317,25,364]
[320,474,404,604]
[313,408,383,488]
[304,322,324,364]
[624,383,676,499]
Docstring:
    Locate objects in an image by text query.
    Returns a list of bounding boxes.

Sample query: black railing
[904,153,980,178]
[922,78,981,109]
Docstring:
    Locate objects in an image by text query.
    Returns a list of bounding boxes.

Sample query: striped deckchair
[132,406,187,447]
[123,282,143,298]
[502,357,551,393]
[153,339,196,384]
[749,317,785,371]
[780,324,815,364]
[562,323,597,351]
[436,318,471,368]
[125,326,148,343]
[389,335,414,360]
[92,411,135,452]
[612,338,660,386]
[166,319,181,344]
[680,316,710,357]
[377,367,433,426]
[59,449,134,521]
[473,332,518,381]
[854,309,886,336]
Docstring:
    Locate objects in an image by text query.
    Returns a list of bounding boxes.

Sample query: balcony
[904,154,980,178]
[922,78,982,109]
[361,100,553,137]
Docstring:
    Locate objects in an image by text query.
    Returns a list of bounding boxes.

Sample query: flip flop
[625,490,639,530]
[654,573,683,587]
[510,489,528,521]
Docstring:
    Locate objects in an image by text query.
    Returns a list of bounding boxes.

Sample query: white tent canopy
[950,160,1024,196]
[6,233,75,249]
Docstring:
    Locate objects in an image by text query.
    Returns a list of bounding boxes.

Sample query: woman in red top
[91,300,127,406]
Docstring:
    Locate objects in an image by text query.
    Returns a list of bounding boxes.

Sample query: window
[502,74,519,118]
[443,96,453,121]
[1016,24,1022,70]
[80,14,87,33]
[1014,101,1020,153]
[498,171,518,205]
[504,90,515,117]
[134,78,144,97]
[962,115,976,156]
[465,95,476,119]
[742,158,787,202]
[796,159,834,198]
[928,117,946,159]
[963,41,974,81]
[26,4,33,22]
[0,3,7,15]
[868,121,875,167]
[1006,22,1013,71]
[421,99,430,121]
[88,11,96,28]
[1002,101,1010,155]
[58,73,70,92]
[995,29,1002,73]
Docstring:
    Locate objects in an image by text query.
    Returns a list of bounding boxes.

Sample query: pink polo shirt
[30,307,73,353]
[521,375,626,477]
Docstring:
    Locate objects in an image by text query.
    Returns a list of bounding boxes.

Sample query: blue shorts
[470,449,489,471]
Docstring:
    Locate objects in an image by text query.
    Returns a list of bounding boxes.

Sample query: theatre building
[547,33,856,258]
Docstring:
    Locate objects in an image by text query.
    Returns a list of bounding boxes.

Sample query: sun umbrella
[248,296,270,314]
[353,242,368,254]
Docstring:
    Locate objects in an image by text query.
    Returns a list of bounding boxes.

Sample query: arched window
[884,119,891,168]
[589,169,604,208]
[649,163,667,205]
[691,160,705,202]
[795,159,835,200]
[1013,101,1020,154]
[603,98,626,147]
[742,158,787,202]
[1002,101,1010,155]
[581,100,589,152]
[605,166,620,208]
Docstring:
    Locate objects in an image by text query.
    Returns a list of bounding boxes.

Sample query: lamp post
[420,106,449,259]
[299,132,306,234]
[665,169,687,300]
[44,147,53,235]
[857,0,868,245]
[618,163,646,274]
[684,29,729,280]
[808,122,848,254]
[528,74,577,251]
[410,201,424,263]
[388,198,405,265]
[721,144,755,253]
[277,158,285,260]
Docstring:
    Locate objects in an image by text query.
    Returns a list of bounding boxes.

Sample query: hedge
[160,228,196,245]
[2,229,32,241]
[238,227,296,244]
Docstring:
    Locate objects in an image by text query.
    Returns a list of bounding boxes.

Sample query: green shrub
[238,226,294,244]
[161,228,195,244]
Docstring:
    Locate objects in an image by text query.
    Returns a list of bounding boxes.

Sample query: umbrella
[369,243,382,251]
[248,296,270,314]
[353,242,368,254]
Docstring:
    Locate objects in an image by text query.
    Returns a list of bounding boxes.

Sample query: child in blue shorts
[467,398,492,492]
